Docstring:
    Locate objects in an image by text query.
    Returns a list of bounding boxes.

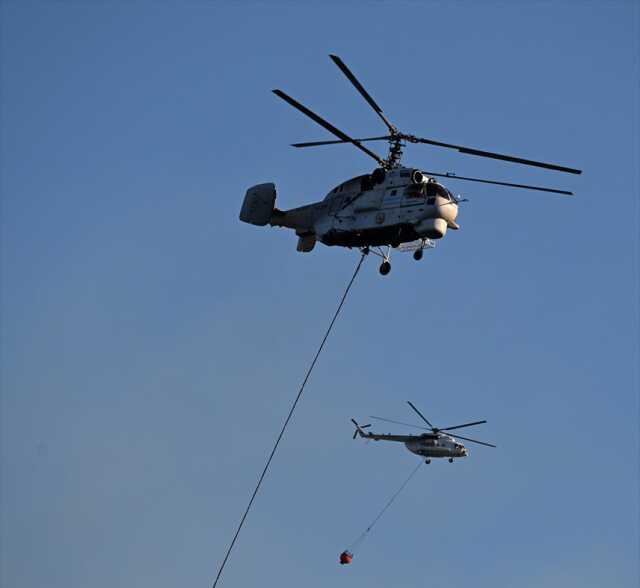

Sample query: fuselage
[268,166,460,251]
[404,434,468,459]
[361,430,468,460]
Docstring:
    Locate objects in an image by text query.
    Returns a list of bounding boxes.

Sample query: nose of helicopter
[417,197,459,239]
[437,198,459,225]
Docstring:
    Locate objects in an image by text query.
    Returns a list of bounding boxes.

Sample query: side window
[405,184,425,199]
[360,175,374,192]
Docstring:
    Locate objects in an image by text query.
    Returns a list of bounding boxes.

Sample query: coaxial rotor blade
[407,136,581,174]
[272,89,385,166]
[329,54,396,132]
[369,415,431,431]
[423,171,573,195]
[438,420,488,432]
[292,135,391,148]
[447,432,496,448]
[406,401,435,429]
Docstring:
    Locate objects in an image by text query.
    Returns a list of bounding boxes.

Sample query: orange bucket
[339,551,353,565]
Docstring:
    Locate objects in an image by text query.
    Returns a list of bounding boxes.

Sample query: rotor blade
[272,89,385,166]
[329,54,396,132]
[438,420,487,432]
[447,432,496,448]
[351,418,361,440]
[292,135,391,148]
[406,401,435,429]
[423,171,573,195]
[408,136,581,174]
[369,415,431,431]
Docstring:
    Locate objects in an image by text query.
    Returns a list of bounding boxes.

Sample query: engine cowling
[411,170,425,185]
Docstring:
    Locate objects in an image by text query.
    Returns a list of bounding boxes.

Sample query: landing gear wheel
[448,458,454,463]
[425,459,431,464]
[413,249,423,261]
[379,261,391,276]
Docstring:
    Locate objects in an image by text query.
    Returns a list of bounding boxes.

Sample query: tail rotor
[351,418,371,439]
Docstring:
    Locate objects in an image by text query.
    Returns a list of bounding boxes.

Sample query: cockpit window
[425,181,454,201]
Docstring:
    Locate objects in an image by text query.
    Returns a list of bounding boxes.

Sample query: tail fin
[351,418,371,440]
[239,183,276,226]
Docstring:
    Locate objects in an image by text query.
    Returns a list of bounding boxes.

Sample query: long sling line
[212,253,367,588]
[347,460,424,553]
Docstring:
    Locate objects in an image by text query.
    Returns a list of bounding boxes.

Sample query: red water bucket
[339,551,353,565]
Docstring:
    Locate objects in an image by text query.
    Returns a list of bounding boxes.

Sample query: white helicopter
[351,401,495,464]
[240,55,581,275]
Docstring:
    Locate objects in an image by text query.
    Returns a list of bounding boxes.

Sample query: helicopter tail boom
[240,183,318,249]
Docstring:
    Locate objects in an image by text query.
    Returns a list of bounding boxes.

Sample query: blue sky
[1,2,638,587]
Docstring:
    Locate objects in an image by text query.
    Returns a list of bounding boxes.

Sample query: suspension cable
[347,460,424,553]
[212,253,367,588]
